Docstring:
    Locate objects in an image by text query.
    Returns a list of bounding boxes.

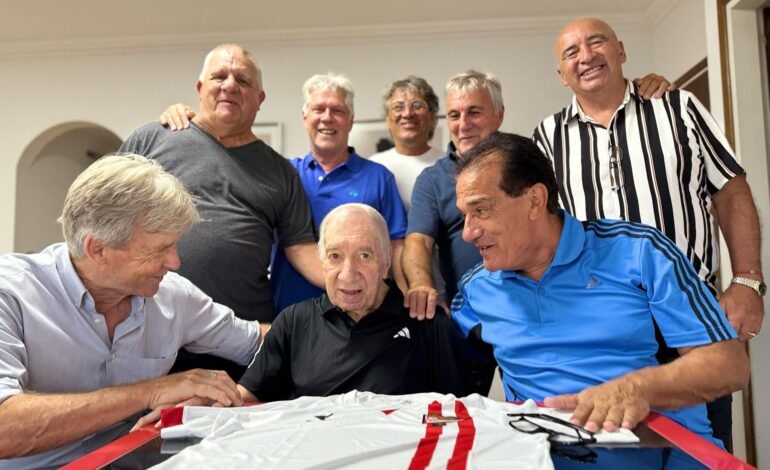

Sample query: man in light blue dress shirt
[0,154,261,469]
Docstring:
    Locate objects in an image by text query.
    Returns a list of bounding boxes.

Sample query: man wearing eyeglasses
[452,131,749,447]
[533,17,763,450]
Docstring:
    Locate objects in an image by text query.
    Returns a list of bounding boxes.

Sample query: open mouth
[580,65,604,78]
[319,129,337,135]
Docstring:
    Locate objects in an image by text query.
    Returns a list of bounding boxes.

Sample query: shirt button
[538,288,545,295]
[111,353,116,361]
[318,175,323,181]
[94,318,101,324]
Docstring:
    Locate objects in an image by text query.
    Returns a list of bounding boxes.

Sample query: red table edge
[62,410,756,470]
[643,412,756,470]
[59,427,160,470]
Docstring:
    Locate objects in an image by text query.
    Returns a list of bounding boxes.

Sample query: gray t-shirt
[120,122,316,322]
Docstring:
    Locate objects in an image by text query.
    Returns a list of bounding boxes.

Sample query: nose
[221,74,238,92]
[461,215,481,243]
[402,104,415,118]
[338,258,358,282]
[165,245,182,271]
[320,108,333,121]
[458,112,473,131]
[578,43,595,63]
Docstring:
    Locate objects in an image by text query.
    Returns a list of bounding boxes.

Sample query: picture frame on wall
[348,117,448,157]
[252,122,283,154]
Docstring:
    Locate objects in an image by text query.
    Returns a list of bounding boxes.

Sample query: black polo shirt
[238,280,474,401]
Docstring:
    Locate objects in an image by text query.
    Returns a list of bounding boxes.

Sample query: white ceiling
[1,0,665,44]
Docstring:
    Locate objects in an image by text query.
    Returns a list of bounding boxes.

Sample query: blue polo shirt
[451,212,735,444]
[408,144,481,302]
[271,148,407,313]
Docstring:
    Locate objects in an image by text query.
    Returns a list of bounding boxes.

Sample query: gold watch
[731,276,767,297]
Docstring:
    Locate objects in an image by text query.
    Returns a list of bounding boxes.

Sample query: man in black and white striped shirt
[534,17,763,450]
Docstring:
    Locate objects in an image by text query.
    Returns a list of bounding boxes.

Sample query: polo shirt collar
[565,79,634,125]
[320,279,404,318]
[302,147,362,173]
[492,210,584,280]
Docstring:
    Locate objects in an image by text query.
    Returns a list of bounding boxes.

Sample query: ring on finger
[209,371,218,380]
[747,332,758,338]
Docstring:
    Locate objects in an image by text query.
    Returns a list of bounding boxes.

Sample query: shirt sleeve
[407,167,441,238]
[377,169,408,239]
[238,309,294,401]
[275,163,317,248]
[158,275,260,366]
[680,90,745,193]
[639,224,737,347]
[0,291,27,404]
[118,122,162,157]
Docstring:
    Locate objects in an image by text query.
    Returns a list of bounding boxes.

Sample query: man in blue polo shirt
[451,132,749,445]
[270,73,407,312]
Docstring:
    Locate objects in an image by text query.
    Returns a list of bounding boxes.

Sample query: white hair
[302,73,355,115]
[59,153,200,258]
[318,203,390,262]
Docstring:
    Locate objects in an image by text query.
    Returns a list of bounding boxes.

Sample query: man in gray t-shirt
[121,44,323,378]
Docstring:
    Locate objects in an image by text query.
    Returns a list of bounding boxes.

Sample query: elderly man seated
[237,203,475,402]
[450,132,749,446]
[0,154,260,469]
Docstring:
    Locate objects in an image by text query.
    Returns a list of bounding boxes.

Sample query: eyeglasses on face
[389,100,428,115]
[507,412,597,446]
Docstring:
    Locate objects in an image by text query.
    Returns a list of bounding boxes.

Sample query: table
[63,411,754,469]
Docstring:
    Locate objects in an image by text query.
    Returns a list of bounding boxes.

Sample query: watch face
[759,282,767,296]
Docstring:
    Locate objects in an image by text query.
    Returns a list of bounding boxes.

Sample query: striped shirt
[533,81,744,292]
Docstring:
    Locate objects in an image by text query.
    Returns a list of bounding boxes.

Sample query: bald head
[554,17,626,98]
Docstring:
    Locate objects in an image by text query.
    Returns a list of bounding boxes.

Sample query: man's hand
[160,103,196,130]
[719,283,764,341]
[632,74,674,100]
[131,396,217,431]
[403,284,447,320]
[143,369,241,413]
[544,376,651,433]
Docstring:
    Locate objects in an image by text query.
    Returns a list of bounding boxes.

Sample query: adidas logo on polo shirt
[393,327,411,340]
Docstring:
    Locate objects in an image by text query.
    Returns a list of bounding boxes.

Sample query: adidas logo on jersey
[393,327,411,340]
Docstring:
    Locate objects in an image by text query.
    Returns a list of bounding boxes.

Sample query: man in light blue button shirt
[0,154,260,469]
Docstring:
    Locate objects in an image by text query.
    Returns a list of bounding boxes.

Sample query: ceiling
[1,0,665,45]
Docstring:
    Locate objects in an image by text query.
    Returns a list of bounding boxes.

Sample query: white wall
[0,23,659,254]
[652,0,707,79]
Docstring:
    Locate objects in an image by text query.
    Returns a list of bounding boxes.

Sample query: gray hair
[199,44,263,91]
[59,153,200,259]
[318,203,390,262]
[445,69,504,115]
[302,73,355,115]
[382,75,439,139]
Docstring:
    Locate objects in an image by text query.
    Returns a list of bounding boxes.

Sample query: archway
[14,122,122,253]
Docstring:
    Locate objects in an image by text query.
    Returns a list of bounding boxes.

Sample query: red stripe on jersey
[408,401,444,470]
[447,400,476,469]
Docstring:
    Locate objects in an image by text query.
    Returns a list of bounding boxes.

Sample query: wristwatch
[731,276,767,297]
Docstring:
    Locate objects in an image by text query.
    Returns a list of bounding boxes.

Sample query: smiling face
[321,213,390,321]
[555,18,626,97]
[456,156,535,273]
[196,47,265,133]
[446,88,504,157]
[385,88,435,152]
[303,88,354,159]
[99,229,183,298]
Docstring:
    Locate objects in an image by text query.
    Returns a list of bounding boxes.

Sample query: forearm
[0,385,148,458]
[618,340,748,410]
[403,234,435,289]
[390,239,407,293]
[713,175,762,273]
[285,242,324,288]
